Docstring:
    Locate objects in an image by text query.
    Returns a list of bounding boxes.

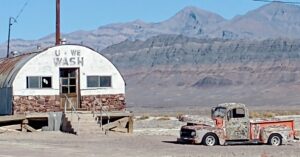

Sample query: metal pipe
[55,0,60,45]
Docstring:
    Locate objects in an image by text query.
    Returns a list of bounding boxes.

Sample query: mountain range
[1,2,300,111]
[1,2,300,57]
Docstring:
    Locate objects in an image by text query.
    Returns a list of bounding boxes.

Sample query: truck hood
[182,123,215,131]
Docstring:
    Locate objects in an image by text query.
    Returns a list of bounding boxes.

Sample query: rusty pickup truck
[177,103,299,146]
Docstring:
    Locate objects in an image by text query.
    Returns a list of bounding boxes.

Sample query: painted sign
[53,49,84,66]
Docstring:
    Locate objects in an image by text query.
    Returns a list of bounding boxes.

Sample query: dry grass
[249,110,300,118]
[137,115,150,120]
[157,116,171,121]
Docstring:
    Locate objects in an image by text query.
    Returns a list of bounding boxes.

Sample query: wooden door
[60,68,80,110]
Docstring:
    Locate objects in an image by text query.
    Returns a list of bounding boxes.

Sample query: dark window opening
[42,77,52,88]
[232,108,245,118]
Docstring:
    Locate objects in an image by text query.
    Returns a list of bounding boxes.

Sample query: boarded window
[87,76,112,88]
[27,76,52,88]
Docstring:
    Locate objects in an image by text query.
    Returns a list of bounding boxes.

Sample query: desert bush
[249,111,261,118]
[137,115,149,120]
[262,112,275,118]
[157,116,171,121]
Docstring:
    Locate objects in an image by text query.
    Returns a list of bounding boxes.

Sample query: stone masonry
[13,94,126,114]
[81,94,126,111]
[13,95,61,114]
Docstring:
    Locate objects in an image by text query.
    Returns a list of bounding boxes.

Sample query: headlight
[191,131,196,136]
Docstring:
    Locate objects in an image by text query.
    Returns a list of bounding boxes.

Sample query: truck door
[226,108,250,140]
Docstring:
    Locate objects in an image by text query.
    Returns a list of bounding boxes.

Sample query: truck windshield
[213,107,227,118]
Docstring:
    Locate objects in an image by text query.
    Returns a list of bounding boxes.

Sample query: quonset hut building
[0,44,125,115]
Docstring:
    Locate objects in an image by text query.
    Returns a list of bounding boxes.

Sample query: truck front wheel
[202,133,218,146]
[268,134,282,146]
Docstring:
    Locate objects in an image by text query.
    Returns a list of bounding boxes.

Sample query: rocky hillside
[2,2,300,57]
[102,35,300,110]
[1,2,300,110]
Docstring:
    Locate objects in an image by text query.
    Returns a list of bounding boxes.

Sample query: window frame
[26,76,52,89]
[87,75,112,88]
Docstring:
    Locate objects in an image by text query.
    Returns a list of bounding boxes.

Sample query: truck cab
[178,103,297,146]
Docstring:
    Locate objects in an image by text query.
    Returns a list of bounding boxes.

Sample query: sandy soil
[0,115,299,157]
[0,132,299,157]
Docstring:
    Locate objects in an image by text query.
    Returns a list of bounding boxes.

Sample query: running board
[225,140,261,145]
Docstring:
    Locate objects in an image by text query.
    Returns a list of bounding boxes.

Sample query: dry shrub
[249,111,261,118]
[157,117,171,121]
[262,112,275,118]
[137,115,149,120]
[250,110,300,118]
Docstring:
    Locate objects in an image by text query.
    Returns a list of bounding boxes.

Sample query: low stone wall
[13,95,61,114]
[81,94,126,111]
[13,94,126,114]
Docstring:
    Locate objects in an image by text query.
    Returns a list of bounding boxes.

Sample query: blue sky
[0,0,268,43]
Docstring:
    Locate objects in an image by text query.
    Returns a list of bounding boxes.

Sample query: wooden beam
[111,127,128,133]
[0,115,26,123]
[97,111,133,119]
[102,117,129,130]
[23,124,36,132]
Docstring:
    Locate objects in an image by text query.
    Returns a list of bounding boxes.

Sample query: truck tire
[202,133,218,146]
[268,134,282,146]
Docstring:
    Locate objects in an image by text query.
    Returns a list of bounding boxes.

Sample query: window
[100,76,111,87]
[232,108,245,118]
[27,76,52,88]
[87,76,112,88]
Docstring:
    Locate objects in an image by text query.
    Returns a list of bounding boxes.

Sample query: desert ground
[0,113,300,157]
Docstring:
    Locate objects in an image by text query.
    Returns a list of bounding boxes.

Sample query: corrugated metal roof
[0,53,39,88]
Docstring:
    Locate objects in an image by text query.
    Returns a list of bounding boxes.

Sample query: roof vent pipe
[61,38,67,45]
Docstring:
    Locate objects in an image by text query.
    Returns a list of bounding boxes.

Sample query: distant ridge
[2,2,300,57]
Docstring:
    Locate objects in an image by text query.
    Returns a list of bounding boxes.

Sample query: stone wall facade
[13,95,62,114]
[81,94,126,111]
[13,94,126,114]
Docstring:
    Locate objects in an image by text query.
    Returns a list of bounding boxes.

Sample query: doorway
[59,68,80,109]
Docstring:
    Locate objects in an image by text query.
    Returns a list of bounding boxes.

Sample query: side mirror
[211,107,216,119]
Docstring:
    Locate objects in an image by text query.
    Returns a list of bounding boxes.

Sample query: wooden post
[21,119,28,132]
[128,116,133,134]
[55,0,61,45]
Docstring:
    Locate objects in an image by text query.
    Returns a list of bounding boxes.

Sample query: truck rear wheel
[203,133,218,146]
[268,134,282,146]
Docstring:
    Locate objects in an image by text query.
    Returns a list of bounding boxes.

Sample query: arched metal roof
[0,53,39,88]
[0,44,125,88]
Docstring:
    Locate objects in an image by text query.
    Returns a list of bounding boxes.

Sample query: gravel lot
[0,132,299,157]
[0,115,300,157]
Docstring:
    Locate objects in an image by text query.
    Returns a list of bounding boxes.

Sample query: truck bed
[249,119,295,140]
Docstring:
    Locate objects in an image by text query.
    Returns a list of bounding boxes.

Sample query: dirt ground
[0,115,300,157]
[0,132,299,157]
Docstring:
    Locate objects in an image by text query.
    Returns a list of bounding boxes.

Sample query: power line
[6,0,30,58]
[253,0,300,4]
[15,0,30,21]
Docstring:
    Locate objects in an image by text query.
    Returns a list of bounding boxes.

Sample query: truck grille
[180,129,195,138]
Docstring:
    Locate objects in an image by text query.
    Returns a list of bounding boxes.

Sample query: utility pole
[56,0,61,45]
[7,17,17,58]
